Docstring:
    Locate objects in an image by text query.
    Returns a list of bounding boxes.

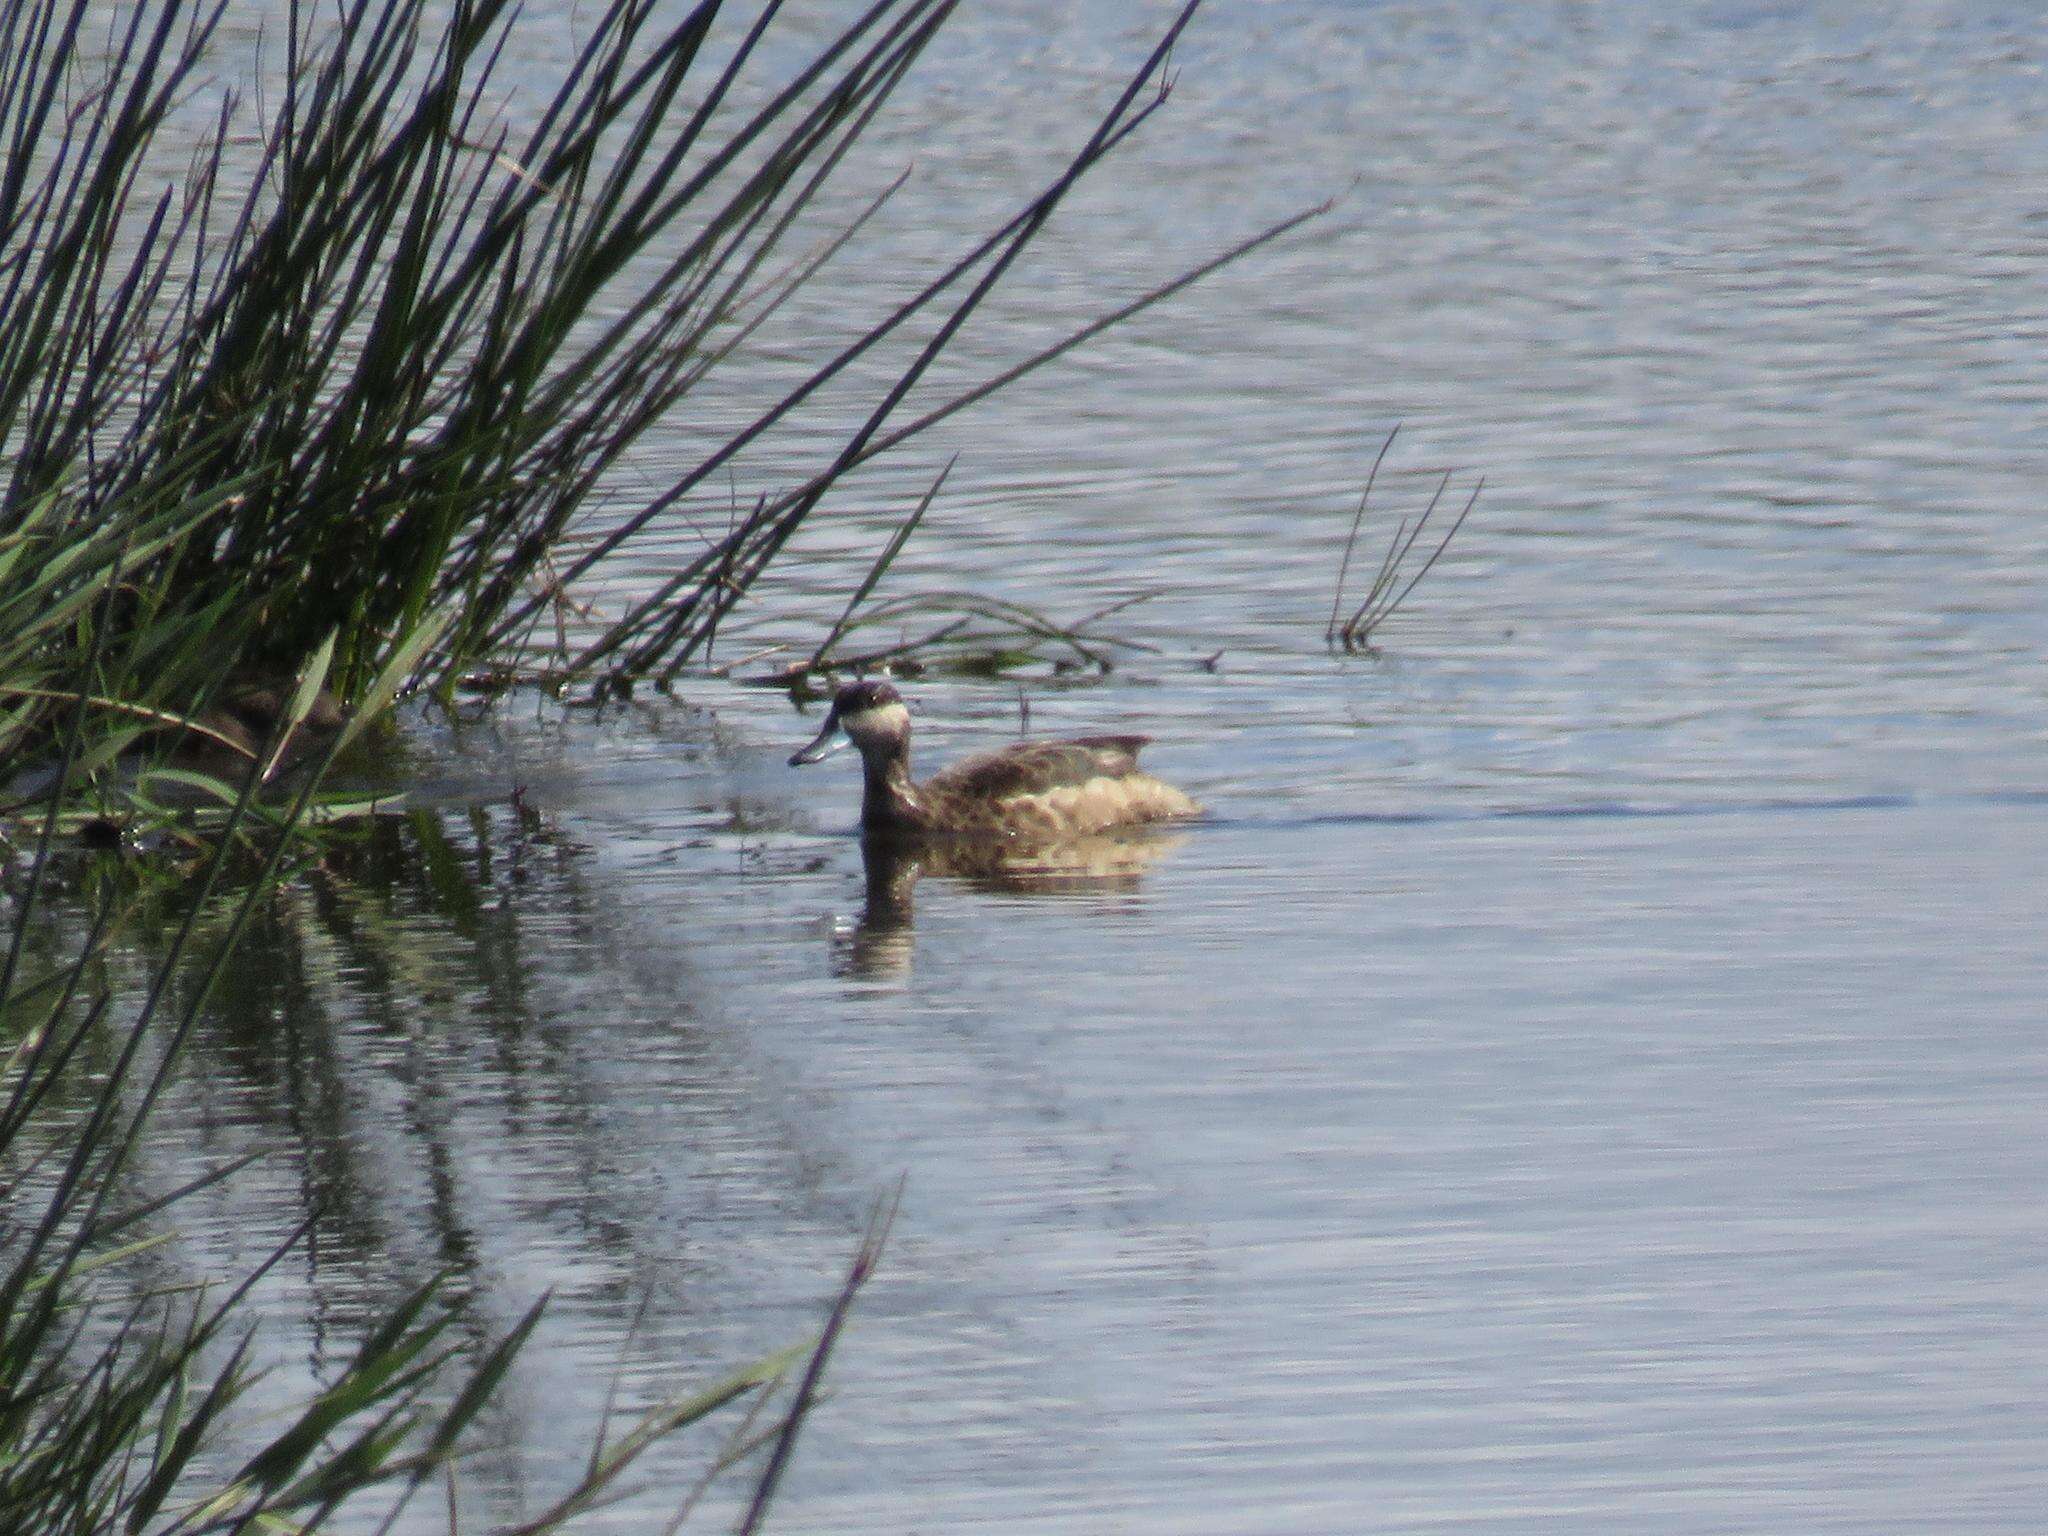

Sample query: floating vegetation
[1326,425,1483,652]
[755,588,1163,688]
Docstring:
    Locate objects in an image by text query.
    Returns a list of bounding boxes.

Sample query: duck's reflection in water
[837,829,1188,979]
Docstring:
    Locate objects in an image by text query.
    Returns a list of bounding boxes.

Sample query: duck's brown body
[863,733,1196,838]
[791,682,1199,839]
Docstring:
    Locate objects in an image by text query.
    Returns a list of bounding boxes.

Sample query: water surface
[73,1,2048,1531]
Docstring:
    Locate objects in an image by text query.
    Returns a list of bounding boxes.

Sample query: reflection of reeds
[0,739,532,1533]
[1,647,869,1532]
[1326,426,1482,652]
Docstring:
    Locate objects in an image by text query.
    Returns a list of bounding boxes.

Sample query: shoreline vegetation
[0,0,1314,1529]
[1,0,1323,836]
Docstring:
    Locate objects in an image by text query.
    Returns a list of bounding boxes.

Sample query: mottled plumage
[789,681,1199,838]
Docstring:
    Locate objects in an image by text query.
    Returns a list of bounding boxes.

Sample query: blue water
[104,2,2048,1530]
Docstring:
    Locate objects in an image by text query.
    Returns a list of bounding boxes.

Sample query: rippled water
[83,1,2048,1531]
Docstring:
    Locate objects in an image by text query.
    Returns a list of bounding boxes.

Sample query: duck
[788,680,1200,839]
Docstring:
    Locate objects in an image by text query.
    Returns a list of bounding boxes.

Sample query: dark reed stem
[1326,423,1400,642]
[1326,432,1484,651]
[737,1184,901,1536]
[807,455,956,673]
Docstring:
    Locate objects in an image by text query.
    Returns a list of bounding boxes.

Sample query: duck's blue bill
[789,713,848,765]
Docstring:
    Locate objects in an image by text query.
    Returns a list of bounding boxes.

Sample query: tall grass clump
[0,0,1320,788]
[1,681,879,1532]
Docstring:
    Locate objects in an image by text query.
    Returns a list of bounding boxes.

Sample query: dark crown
[834,679,902,714]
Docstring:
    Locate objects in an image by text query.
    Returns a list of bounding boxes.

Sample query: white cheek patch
[842,700,911,744]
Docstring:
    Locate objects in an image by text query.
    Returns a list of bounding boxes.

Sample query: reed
[1326,425,1482,652]
[1,0,1321,798]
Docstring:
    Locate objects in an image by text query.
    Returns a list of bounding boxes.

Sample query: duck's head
[789,679,912,767]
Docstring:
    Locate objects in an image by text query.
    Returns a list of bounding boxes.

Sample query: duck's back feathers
[925,737,1149,802]
[917,736,1196,838]
[1069,733,1154,762]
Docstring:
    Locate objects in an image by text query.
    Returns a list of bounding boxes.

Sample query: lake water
[76,1,2048,1530]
